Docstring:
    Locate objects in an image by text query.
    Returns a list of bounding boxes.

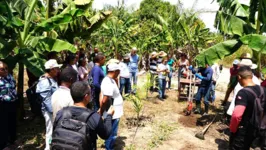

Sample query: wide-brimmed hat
[239,59,257,69]
[45,59,62,69]
[158,51,167,57]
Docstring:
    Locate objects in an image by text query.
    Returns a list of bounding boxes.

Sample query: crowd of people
[1,45,266,150]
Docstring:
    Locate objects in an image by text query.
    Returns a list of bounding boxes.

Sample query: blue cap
[233,59,239,65]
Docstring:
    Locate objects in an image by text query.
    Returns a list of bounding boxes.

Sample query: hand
[195,73,203,80]
[107,105,115,116]
[188,65,193,70]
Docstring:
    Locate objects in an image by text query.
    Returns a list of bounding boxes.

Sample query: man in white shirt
[209,63,221,102]
[51,67,78,120]
[119,55,131,95]
[100,63,123,150]
[227,59,260,115]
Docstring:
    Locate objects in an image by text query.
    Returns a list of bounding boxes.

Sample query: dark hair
[60,67,78,83]
[94,53,105,63]
[45,69,51,73]
[65,53,76,64]
[70,81,91,103]
[78,57,86,67]
[238,66,253,79]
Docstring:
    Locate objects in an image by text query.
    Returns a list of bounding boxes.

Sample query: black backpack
[244,86,266,130]
[26,77,52,116]
[51,107,95,150]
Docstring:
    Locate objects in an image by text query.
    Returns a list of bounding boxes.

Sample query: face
[237,75,244,86]
[114,70,120,78]
[82,60,87,66]
[0,63,8,77]
[99,57,106,66]
[50,67,60,78]
[131,50,137,55]
[94,48,99,53]
[163,59,168,64]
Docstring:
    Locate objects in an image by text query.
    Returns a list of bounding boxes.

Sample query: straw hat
[158,51,167,57]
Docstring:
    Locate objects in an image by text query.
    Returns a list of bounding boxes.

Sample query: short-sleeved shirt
[129,54,139,72]
[119,62,130,78]
[101,77,123,119]
[51,86,73,120]
[0,74,17,102]
[235,85,266,126]
[158,64,169,79]
[167,59,175,71]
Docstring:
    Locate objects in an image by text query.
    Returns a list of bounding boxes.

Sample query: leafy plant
[125,93,143,122]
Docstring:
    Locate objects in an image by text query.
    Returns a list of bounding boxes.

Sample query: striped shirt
[149,58,157,74]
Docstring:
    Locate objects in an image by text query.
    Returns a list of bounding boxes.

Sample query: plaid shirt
[0,74,17,102]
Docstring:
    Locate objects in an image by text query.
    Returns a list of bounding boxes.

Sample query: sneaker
[194,108,201,114]
[202,112,208,116]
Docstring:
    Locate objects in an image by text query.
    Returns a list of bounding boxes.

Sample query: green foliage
[125,94,143,120]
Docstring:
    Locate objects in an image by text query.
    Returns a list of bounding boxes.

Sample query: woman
[177,53,189,78]
[78,57,89,83]
[157,58,170,100]
[167,54,176,89]
[0,61,18,150]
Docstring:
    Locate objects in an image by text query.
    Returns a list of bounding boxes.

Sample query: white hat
[151,51,157,57]
[158,51,167,57]
[106,59,120,65]
[233,59,240,65]
[132,47,137,51]
[108,63,120,71]
[239,59,257,69]
[45,59,62,69]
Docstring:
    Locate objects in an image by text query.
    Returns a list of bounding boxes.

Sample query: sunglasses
[0,68,8,72]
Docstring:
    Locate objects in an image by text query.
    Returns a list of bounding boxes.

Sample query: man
[36,59,61,150]
[51,67,78,120]
[129,47,139,94]
[91,47,99,62]
[0,61,18,150]
[227,58,261,116]
[52,81,114,150]
[223,59,239,105]
[229,66,266,150]
[119,54,131,95]
[99,63,123,150]
[209,63,221,102]
[90,53,105,111]
[190,63,213,116]
[149,52,158,92]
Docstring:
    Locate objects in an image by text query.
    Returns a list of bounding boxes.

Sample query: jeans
[229,125,266,150]
[158,78,166,98]
[209,83,216,102]
[43,110,53,150]
[195,86,212,105]
[0,101,17,149]
[168,70,173,89]
[130,72,138,93]
[105,118,120,150]
[119,77,131,95]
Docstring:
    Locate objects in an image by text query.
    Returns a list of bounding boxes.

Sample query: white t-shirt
[211,63,220,81]
[158,64,169,79]
[101,77,123,119]
[51,86,74,120]
[227,75,261,115]
[119,62,130,78]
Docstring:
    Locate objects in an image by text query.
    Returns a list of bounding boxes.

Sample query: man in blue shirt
[36,59,61,150]
[129,47,139,94]
[190,64,213,116]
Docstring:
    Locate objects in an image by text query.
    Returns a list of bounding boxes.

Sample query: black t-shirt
[235,85,266,126]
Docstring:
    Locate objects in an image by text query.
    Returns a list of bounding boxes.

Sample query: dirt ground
[16,68,233,150]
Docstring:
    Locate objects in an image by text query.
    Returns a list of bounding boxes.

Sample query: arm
[99,95,110,115]
[230,105,246,133]
[92,68,101,90]
[200,68,213,81]
[37,79,53,113]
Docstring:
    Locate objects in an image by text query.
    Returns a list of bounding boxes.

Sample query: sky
[92,0,250,32]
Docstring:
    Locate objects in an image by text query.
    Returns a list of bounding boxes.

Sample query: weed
[147,122,176,149]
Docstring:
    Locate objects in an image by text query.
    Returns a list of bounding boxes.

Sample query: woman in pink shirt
[78,57,89,83]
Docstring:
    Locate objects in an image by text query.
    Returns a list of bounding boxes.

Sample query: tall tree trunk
[45,0,53,37]
[17,61,25,120]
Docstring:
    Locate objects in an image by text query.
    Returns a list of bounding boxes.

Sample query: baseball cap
[233,59,240,65]
[239,59,257,69]
[107,63,121,71]
[44,59,62,69]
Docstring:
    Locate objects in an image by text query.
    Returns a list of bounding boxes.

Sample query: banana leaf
[240,34,266,54]
[195,40,242,67]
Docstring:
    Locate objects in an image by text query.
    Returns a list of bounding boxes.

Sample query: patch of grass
[125,144,136,150]
[147,122,176,149]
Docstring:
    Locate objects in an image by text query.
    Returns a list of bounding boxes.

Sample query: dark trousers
[229,125,266,150]
[0,101,17,149]
[119,77,131,95]
[92,88,100,111]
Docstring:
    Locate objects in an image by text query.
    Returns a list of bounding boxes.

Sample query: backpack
[26,77,52,116]
[51,107,95,150]
[244,86,266,130]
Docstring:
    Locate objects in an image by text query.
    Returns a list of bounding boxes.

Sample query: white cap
[132,47,137,51]
[239,59,257,69]
[45,59,62,69]
[233,59,240,65]
[108,63,120,71]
